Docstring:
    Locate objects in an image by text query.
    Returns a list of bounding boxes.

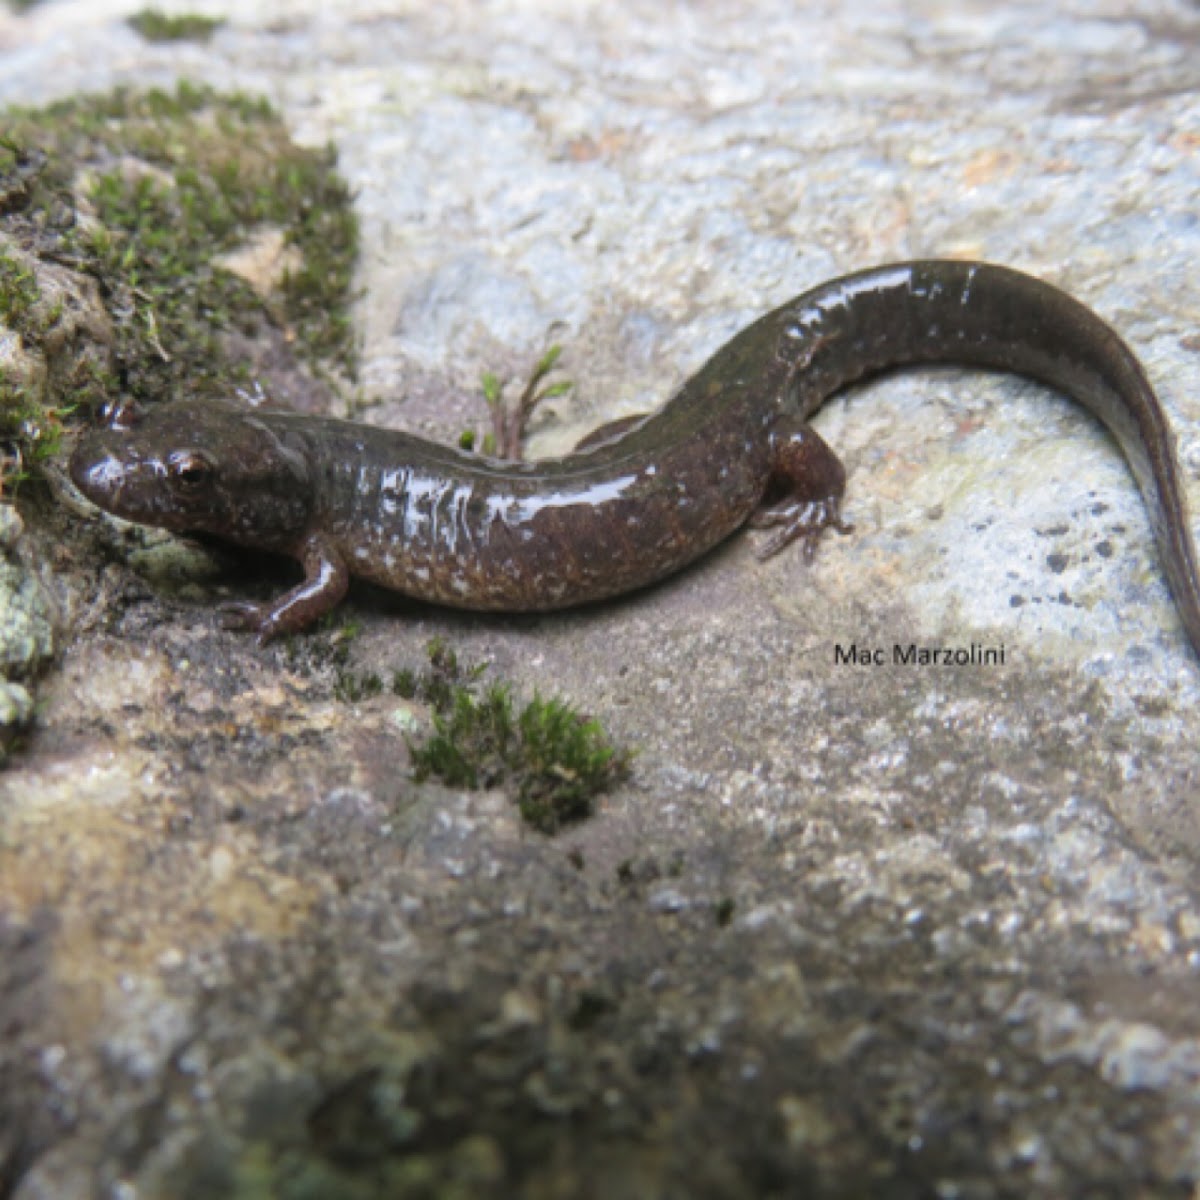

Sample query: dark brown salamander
[69,260,1200,652]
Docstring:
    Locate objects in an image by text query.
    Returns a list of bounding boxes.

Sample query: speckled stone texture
[3,2,1200,1198]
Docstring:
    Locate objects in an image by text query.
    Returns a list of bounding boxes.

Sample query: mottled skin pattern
[70,261,1200,653]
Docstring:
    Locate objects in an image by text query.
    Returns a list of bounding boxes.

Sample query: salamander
[68,260,1200,652]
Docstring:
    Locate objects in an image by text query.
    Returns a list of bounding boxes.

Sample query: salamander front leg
[218,532,349,643]
[751,420,853,560]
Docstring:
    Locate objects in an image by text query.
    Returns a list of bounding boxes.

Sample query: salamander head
[70,398,314,550]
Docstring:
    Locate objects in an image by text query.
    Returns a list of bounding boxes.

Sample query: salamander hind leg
[751,419,853,560]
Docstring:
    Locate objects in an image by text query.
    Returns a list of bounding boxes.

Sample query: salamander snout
[69,431,205,527]
[70,446,123,501]
[68,399,316,545]
[70,436,137,510]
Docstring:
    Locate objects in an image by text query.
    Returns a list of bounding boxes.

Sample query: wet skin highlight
[69,260,1200,652]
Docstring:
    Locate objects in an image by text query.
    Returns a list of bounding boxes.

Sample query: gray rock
[3,2,1200,1198]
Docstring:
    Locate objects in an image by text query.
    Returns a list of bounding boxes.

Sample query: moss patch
[0,138,116,486]
[389,639,631,833]
[127,9,225,42]
[332,639,630,832]
[0,245,42,339]
[0,82,359,490]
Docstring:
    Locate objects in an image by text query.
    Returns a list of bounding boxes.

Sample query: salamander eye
[168,450,215,490]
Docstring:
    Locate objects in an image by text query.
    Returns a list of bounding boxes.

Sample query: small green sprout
[481,371,503,408]
[468,344,574,459]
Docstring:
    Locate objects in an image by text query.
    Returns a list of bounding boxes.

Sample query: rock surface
[2,1,1200,1197]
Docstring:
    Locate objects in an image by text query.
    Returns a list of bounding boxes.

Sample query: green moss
[0,375,66,486]
[128,9,225,42]
[0,226,82,485]
[401,640,631,833]
[513,693,630,831]
[392,636,487,713]
[0,247,40,338]
[0,82,359,490]
[333,670,383,704]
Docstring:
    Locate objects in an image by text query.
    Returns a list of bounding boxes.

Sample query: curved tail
[780,260,1200,656]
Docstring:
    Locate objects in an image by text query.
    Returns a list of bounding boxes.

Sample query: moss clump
[400,640,631,833]
[0,246,41,339]
[127,9,225,42]
[392,636,487,712]
[0,82,359,490]
[0,377,68,485]
[1,140,113,486]
[333,669,383,704]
